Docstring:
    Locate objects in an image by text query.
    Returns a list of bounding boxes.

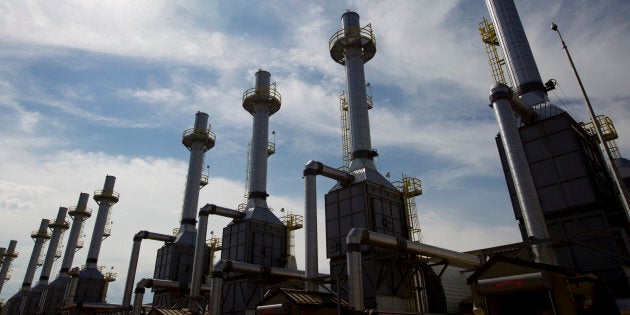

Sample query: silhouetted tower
[3,220,51,314]
[20,207,69,315]
[219,70,288,314]
[0,240,18,295]
[71,176,119,306]
[38,193,92,314]
[153,112,215,307]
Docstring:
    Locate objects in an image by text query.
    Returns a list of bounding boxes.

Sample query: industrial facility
[0,0,629,314]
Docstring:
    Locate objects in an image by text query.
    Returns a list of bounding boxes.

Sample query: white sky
[0,0,629,304]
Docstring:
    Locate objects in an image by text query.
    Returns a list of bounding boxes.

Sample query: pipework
[303,161,354,291]
[490,83,556,265]
[121,231,176,309]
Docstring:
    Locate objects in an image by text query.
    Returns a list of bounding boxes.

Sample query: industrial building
[0,0,628,314]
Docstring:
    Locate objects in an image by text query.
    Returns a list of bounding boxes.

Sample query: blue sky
[1,0,629,304]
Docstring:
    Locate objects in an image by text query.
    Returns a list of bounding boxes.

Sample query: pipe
[22,219,51,290]
[345,228,483,312]
[86,175,118,269]
[485,0,548,106]
[60,193,91,277]
[0,240,18,294]
[132,286,145,315]
[179,112,214,235]
[202,203,246,220]
[122,231,176,309]
[509,91,535,123]
[190,208,211,313]
[303,161,354,292]
[490,84,556,265]
[37,207,69,286]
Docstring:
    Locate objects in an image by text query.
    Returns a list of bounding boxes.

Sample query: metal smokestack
[243,70,281,210]
[330,11,377,171]
[485,0,548,106]
[59,193,92,276]
[0,240,18,294]
[23,219,51,290]
[86,175,119,269]
[178,112,215,241]
[36,207,69,285]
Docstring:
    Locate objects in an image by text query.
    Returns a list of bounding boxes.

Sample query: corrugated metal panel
[280,288,347,306]
[433,266,471,314]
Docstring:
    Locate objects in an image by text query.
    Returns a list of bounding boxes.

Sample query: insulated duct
[303,160,353,291]
[490,83,556,265]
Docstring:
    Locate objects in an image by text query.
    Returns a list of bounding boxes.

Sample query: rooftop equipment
[152,111,215,307]
[19,207,69,315]
[37,193,92,314]
[0,241,18,295]
[3,219,51,314]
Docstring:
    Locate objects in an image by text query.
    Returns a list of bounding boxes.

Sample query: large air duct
[490,84,556,265]
[485,0,548,106]
[20,207,69,315]
[330,11,377,171]
[243,70,281,211]
[0,240,18,295]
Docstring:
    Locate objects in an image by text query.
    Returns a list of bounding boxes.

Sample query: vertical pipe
[180,112,210,234]
[37,207,68,285]
[60,193,91,277]
[485,0,548,105]
[304,173,318,292]
[64,268,80,308]
[122,235,143,309]
[491,84,556,264]
[209,269,224,315]
[341,12,376,171]
[86,175,118,269]
[23,219,50,290]
[190,209,210,313]
[0,240,18,294]
[346,250,364,313]
[132,286,145,315]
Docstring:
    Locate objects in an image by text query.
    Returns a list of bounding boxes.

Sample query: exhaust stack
[330,11,377,171]
[485,0,548,106]
[0,240,18,295]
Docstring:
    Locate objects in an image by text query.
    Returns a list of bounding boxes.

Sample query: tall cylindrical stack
[153,112,215,307]
[19,207,69,315]
[38,193,92,314]
[72,175,119,305]
[2,220,50,314]
[485,0,548,105]
[179,112,215,239]
[0,240,18,294]
[330,12,377,171]
[243,70,281,211]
